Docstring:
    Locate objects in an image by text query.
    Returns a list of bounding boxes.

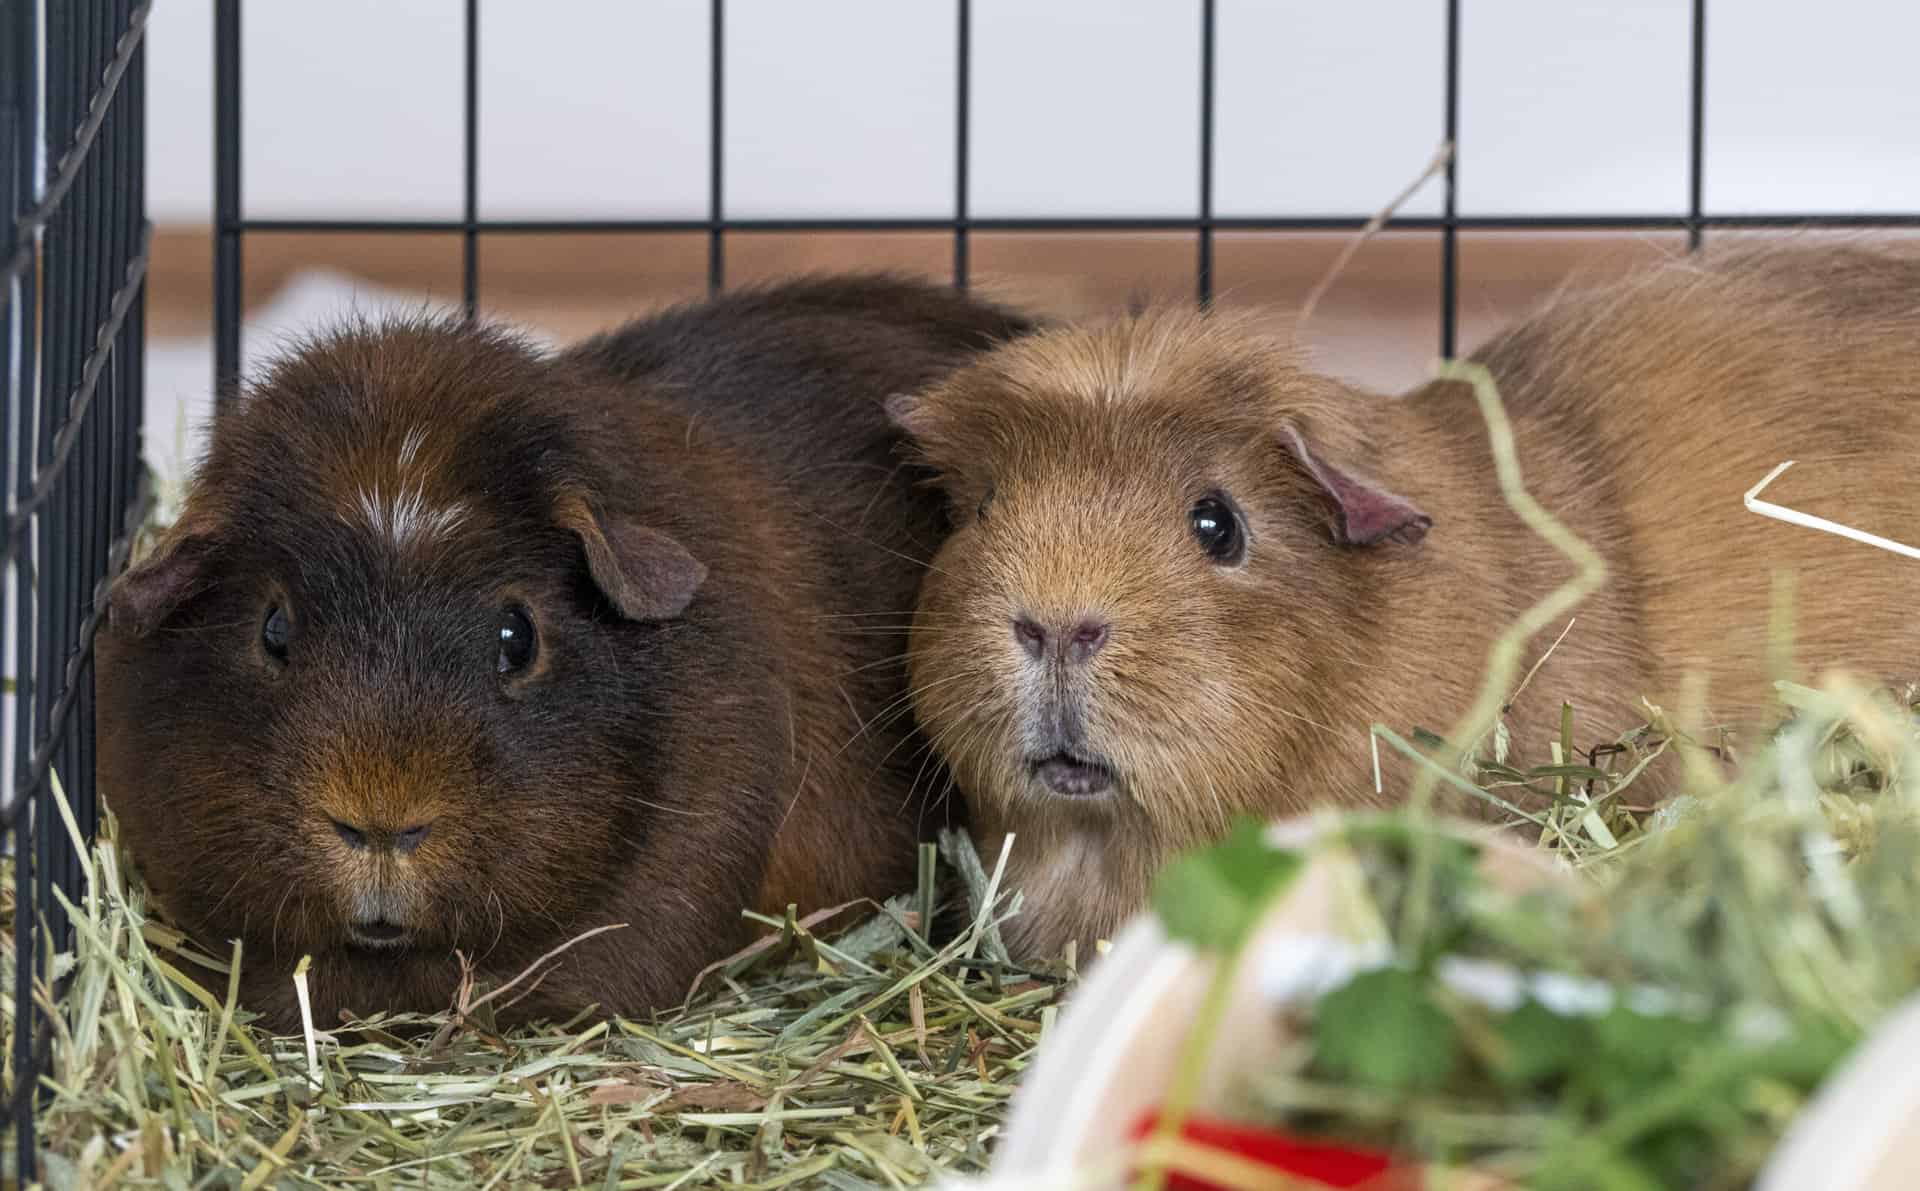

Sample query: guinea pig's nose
[394,823,432,855]
[331,818,433,855]
[1011,615,1111,664]
[1012,616,1049,660]
[1067,619,1110,663]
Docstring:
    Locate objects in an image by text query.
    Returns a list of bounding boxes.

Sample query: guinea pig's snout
[1011,613,1111,665]
[331,817,434,856]
[345,886,421,950]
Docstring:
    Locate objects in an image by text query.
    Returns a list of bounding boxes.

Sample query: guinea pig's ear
[555,493,707,621]
[107,518,221,638]
[884,392,937,443]
[1281,425,1432,547]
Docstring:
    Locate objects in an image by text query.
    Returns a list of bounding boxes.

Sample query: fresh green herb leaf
[1150,818,1302,953]
[1491,998,1584,1088]
[1314,967,1459,1092]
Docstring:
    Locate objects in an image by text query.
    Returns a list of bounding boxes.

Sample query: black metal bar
[708,0,724,294]
[231,212,1920,236]
[1688,0,1706,251]
[58,0,95,944]
[1197,0,1215,306]
[1440,0,1460,358]
[213,0,241,407]
[3,0,41,1162]
[20,573,137,800]
[10,817,31,1174]
[32,1,71,1109]
[462,0,478,318]
[1,0,143,1159]
[0,0,150,290]
[953,0,969,289]
[6,230,150,543]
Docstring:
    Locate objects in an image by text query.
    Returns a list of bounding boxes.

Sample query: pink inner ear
[1282,426,1433,547]
[884,392,935,441]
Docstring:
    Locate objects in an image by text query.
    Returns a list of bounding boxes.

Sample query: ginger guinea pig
[98,275,1032,1029]
[891,245,1920,960]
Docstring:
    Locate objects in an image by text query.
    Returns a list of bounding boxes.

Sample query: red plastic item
[1128,1110,1407,1189]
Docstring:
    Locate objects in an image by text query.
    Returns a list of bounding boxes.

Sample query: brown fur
[96,275,1033,1029]
[894,245,1920,960]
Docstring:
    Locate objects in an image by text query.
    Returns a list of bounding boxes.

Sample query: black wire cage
[208,0,1920,409]
[1,0,1916,1177]
[1,0,151,1179]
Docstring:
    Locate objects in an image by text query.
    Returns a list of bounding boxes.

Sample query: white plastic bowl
[978,814,1920,1190]
[989,818,1552,1181]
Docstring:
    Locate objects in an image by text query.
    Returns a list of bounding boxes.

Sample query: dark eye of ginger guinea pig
[97,275,1033,1031]
[894,247,1920,963]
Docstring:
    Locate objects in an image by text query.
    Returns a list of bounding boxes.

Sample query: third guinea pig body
[891,245,1920,961]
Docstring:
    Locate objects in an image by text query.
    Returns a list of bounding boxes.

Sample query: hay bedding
[1,813,1059,1188]
[16,675,1913,1190]
[15,364,1920,1188]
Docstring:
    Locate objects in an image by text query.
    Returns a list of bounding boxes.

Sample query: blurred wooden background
[145,229,1715,394]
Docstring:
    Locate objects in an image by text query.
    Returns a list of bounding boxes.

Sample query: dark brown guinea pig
[891,245,1920,960]
[97,275,1032,1030]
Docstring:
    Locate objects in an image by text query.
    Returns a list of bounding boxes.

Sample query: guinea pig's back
[568,275,1032,565]
[564,276,1034,905]
[1469,244,1920,725]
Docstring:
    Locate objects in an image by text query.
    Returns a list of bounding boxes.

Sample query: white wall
[147,0,1920,224]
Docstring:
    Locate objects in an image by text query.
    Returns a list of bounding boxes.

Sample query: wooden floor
[155,226,1913,396]
[146,227,1730,395]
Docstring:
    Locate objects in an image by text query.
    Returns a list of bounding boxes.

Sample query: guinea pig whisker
[270,882,299,959]
[812,610,980,623]
[837,651,919,680]
[1226,689,1342,738]
[475,889,508,962]
[804,511,950,579]
[911,767,965,833]
[622,795,713,819]
[166,616,257,633]
[902,732,957,817]
[772,746,821,840]
[870,718,942,779]
[861,693,983,772]
[855,461,916,527]
[204,865,259,923]
[918,715,1008,792]
[847,670,979,749]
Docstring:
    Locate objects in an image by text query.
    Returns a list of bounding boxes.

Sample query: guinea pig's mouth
[346,918,414,950]
[1030,752,1119,799]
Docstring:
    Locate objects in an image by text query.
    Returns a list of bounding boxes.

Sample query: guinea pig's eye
[261,605,291,662]
[1189,495,1246,565]
[497,607,537,674]
[976,483,995,523]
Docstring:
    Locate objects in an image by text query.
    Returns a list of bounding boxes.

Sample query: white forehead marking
[355,484,469,547]
[349,425,468,546]
[397,426,428,469]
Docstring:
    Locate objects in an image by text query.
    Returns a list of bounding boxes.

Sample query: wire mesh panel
[1,0,151,1178]
[210,0,1920,408]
